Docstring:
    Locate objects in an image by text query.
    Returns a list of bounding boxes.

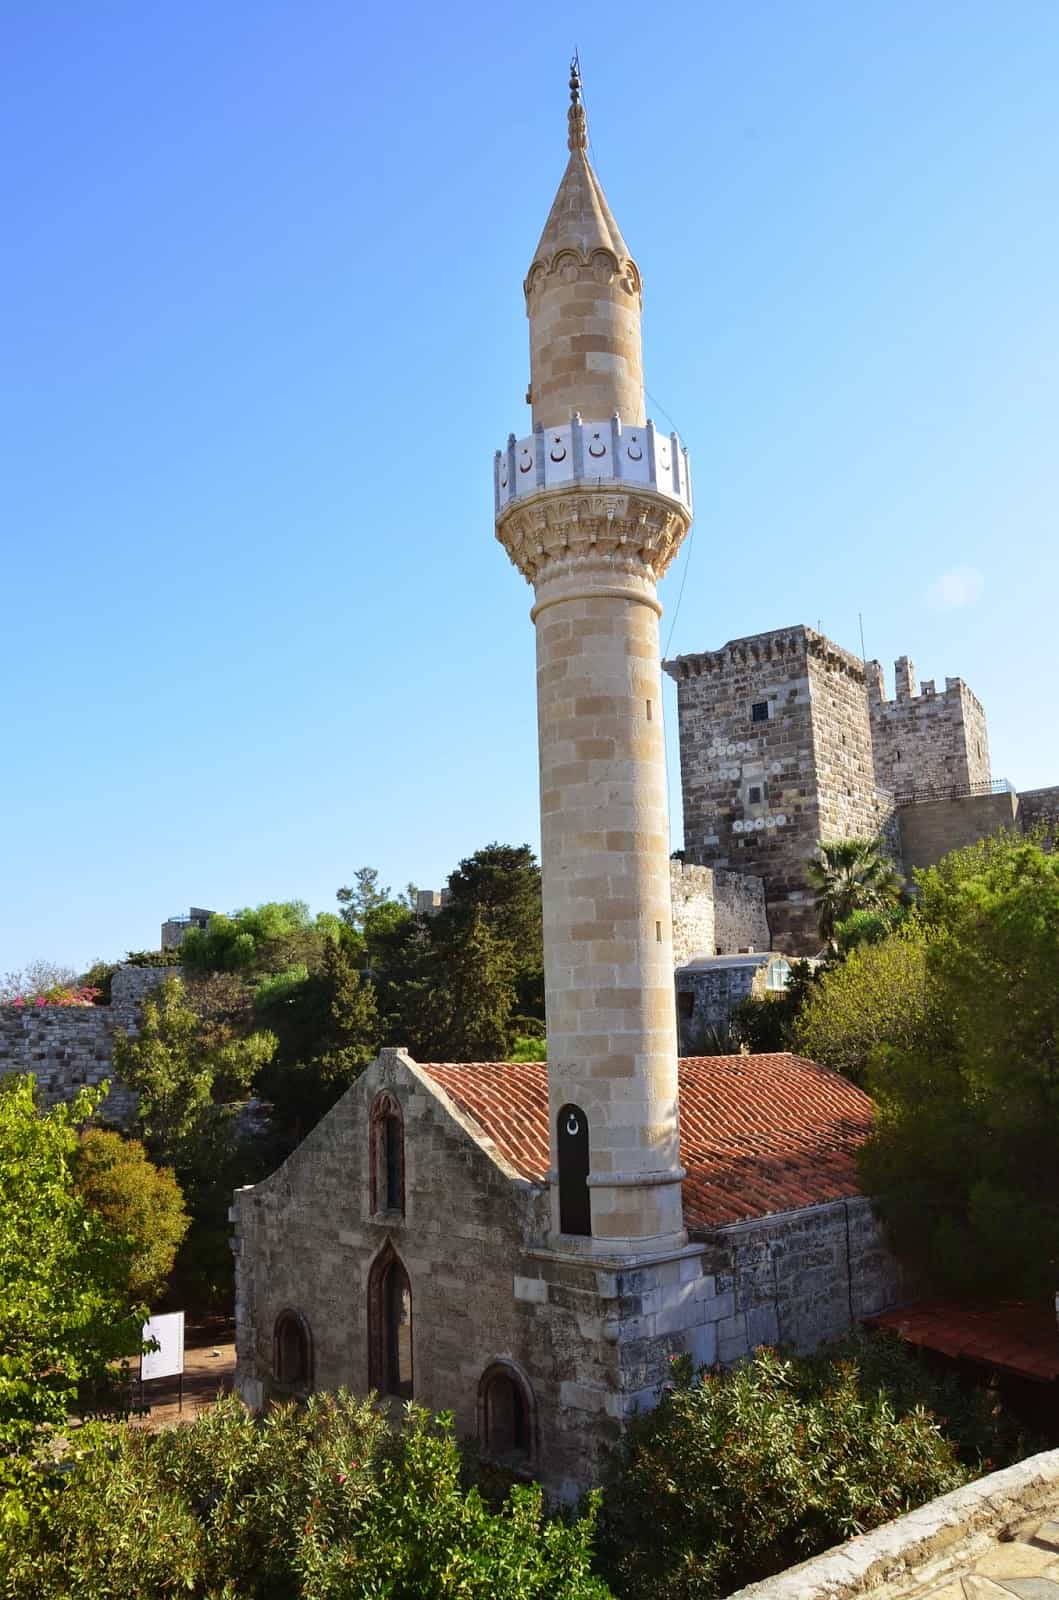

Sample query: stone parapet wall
[1019,785,1059,844]
[898,791,1019,872]
[725,1448,1059,1600]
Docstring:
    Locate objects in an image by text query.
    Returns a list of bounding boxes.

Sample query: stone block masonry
[0,965,172,1124]
[669,860,770,966]
[867,656,990,797]
[665,628,893,954]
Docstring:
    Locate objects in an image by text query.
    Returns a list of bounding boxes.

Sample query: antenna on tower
[858,612,867,663]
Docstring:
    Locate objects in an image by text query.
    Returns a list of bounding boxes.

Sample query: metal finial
[567,51,587,152]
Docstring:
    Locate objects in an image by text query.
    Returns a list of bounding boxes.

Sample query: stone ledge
[724,1450,1059,1600]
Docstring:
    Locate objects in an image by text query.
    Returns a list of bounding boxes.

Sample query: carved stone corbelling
[496,486,690,586]
[524,248,643,304]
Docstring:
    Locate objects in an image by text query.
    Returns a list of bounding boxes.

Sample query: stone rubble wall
[1019,785,1059,845]
[670,862,772,967]
[0,965,173,1126]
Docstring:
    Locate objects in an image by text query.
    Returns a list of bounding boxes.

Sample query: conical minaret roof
[526,61,636,284]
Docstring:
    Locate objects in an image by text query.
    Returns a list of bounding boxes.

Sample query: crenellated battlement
[867,655,990,795]
[665,625,865,685]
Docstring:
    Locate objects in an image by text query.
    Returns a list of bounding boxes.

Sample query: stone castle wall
[0,965,172,1124]
[665,628,893,954]
[1019,785,1059,842]
[898,791,1019,872]
[866,656,990,797]
[669,861,770,966]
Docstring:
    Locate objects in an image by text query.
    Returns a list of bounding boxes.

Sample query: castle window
[370,1092,405,1216]
[678,990,694,1019]
[368,1243,413,1399]
[478,1362,536,1465]
[766,959,791,992]
[557,1103,591,1236]
[751,701,769,723]
[747,785,763,805]
[273,1309,313,1395]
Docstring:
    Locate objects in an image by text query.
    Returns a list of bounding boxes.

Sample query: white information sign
[141,1311,185,1382]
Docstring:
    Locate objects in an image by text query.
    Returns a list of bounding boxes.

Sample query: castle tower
[494,64,693,1255]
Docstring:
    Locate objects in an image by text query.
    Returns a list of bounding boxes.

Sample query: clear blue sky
[3,2,1056,975]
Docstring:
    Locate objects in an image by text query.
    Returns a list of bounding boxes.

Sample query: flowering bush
[598,1342,975,1600]
[10,984,100,1009]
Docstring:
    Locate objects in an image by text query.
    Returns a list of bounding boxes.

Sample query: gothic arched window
[557,1102,591,1236]
[368,1243,413,1399]
[478,1362,536,1465]
[272,1308,313,1394]
[370,1092,405,1216]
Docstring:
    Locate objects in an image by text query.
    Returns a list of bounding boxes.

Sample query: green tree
[427,909,518,1061]
[113,976,275,1168]
[730,960,820,1053]
[71,1130,190,1306]
[859,839,1059,1297]
[180,902,343,982]
[336,865,392,932]
[806,836,903,947]
[0,1079,143,1523]
[793,930,933,1084]
[441,842,544,1020]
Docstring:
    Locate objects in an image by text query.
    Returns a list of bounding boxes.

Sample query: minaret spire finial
[567,51,587,153]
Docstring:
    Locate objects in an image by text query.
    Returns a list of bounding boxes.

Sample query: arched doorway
[557,1102,591,1235]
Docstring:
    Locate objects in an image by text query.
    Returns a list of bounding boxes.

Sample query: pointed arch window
[370,1092,405,1216]
[368,1243,413,1399]
[557,1103,591,1236]
[272,1308,313,1395]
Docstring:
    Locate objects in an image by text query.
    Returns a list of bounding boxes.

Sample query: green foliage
[833,904,908,956]
[598,1343,970,1600]
[114,977,275,1169]
[7,1394,611,1600]
[180,902,341,982]
[794,929,933,1084]
[806,836,903,946]
[730,960,820,1054]
[859,838,1059,1296]
[78,959,117,1004]
[510,1034,547,1062]
[336,865,393,933]
[122,947,183,967]
[71,1129,189,1306]
[0,1079,144,1526]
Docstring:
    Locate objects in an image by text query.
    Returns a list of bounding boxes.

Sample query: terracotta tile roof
[864,1300,1059,1383]
[418,1053,873,1229]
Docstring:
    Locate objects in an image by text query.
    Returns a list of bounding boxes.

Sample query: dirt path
[131,1341,236,1431]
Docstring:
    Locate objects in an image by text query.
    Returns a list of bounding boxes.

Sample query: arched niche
[557,1102,591,1236]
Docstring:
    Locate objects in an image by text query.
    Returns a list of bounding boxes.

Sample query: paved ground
[131,1341,236,1431]
[910,1514,1059,1600]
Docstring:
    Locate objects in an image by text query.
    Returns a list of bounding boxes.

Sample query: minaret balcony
[494,414,692,520]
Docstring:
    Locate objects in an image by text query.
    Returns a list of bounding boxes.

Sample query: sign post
[140,1311,186,1413]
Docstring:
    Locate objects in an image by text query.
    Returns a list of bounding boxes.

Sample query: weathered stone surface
[0,964,171,1126]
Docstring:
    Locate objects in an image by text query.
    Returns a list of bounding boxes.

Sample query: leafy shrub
[598,1345,971,1600]
[8,1393,612,1600]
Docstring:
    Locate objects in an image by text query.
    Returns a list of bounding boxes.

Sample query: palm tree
[806,836,903,948]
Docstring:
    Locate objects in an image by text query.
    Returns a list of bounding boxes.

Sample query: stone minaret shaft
[494,65,693,1254]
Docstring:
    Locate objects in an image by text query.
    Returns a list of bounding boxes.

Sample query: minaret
[494,63,693,1255]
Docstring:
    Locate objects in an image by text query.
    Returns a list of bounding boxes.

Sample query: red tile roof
[864,1300,1059,1383]
[419,1054,873,1230]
